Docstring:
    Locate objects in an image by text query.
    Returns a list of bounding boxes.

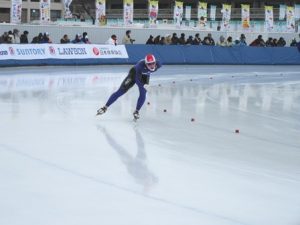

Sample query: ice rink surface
[0,65,300,225]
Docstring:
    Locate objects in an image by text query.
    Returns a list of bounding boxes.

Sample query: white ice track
[0,65,300,225]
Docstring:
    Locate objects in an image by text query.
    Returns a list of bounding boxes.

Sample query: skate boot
[133,110,140,121]
[96,106,107,116]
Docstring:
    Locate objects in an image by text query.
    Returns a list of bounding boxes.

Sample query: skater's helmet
[145,54,156,71]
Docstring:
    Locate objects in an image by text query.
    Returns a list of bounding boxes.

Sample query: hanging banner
[96,0,106,26]
[123,0,133,26]
[185,6,191,20]
[241,4,250,29]
[198,2,207,20]
[173,1,183,27]
[64,0,73,19]
[265,6,274,32]
[221,4,231,31]
[198,2,207,27]
[10,0,22,24]
[286,6,295,32]
[210,5,216,21]
[295,4,300,19]
[279,4,286,20]
[148,0,158,26]
[40,0,51,23]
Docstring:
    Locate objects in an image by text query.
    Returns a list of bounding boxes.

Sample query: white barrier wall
[0,23,299,45]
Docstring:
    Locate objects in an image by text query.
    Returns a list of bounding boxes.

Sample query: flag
[241,4,250,29]
[40,0,51,23]
[265,6,274,32]
[221,4,231,31]
[286,6,295,32]
[10,0,22,24]
[149,0,158,26]
[124,0,133,25]
[173,1,183,27]
[96,0,106,26]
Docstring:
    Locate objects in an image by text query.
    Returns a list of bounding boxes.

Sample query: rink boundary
[0,44,299,67]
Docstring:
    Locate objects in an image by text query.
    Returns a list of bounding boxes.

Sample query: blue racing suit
[105,59,162,111]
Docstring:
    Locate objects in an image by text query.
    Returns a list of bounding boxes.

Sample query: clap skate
[133,110,140,121]
[96,106,107,116]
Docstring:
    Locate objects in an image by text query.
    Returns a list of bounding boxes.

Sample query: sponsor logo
[9,47,15,55]
[93,47,99,55]
[49,46,56,55]
[16,48,46,55]
[98,48,122,56]
[0,50,8,56]
[57,48,87,55]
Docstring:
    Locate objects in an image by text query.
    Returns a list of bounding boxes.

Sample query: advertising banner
[0,44,129,60]
[64,0,73,19]
[221,4,231,31]
[10,0,22,24]
[265,6,274,32]
[286,6,295,32]
[174,1,183,27]
[96,0,106,26]
[123,0,133,25]
[40,0,51,23]
[198,2,207,28]
[149,0,158,26]
[241,4,250,29]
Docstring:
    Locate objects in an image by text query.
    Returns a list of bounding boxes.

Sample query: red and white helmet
[145,54,156,71]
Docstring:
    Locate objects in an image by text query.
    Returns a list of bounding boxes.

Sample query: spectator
[265,37,273,47]
[31,33,43,43]
[81,32,89,43]
[84,35,91,44]
[165,34,172,45]
[192,33,201,45]
[239,34,247,46]
[217,35,226,46]
[250,35,265,47]
[178,33,186,45]
[40,32,52,43]
[171,33,179,45]
[272,38,278,47]
[146,35,154,44]
[277,37,286,47]
[60,34,70,44]
[105,34,118,45]
[13,29,20,44]
[185,35,193,45]
[234,37,240,46]
[122,30,135,44]
[159,36,165,45]
[226,36,233,46]
[72,34,83,44]
[7,31,14,44]
[202,33,215,46]
[290,38,297,47]
[20,30,29,44]
[0,32,9,43]
[153,35,160,44]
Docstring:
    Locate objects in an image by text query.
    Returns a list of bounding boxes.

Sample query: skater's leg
[136,86,147,111]
[105,88,126,107]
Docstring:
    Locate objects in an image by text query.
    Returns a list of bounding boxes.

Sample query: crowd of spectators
[0,28,299,49]
[144,32,299,48]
